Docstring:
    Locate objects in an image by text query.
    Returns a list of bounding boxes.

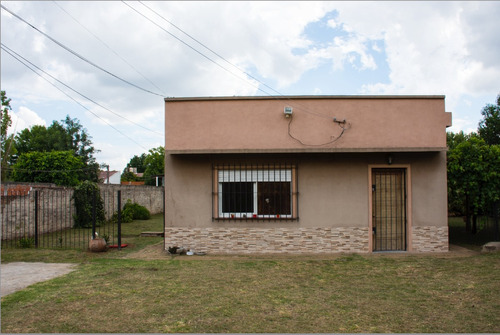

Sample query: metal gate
[372,168,407,251]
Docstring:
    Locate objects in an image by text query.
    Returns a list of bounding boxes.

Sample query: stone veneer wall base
[411,226,449,252]
[165,227,370,254]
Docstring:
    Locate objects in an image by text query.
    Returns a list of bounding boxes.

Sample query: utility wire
[1,43,163,137]
[1,45,149,151]
[1,4,165,98]
[136,1,334,120]
[121,1,276,98]
[4,166,98,173]
[52,0,167,97]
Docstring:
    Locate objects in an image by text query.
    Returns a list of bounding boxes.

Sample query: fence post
[92,189,96,239]
[163,187,166,251]
[34,190,39,248]
[117,190,122,250]
[494,201,499,242]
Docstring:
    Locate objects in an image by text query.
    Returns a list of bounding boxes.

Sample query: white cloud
[327,1,500,102]
[8,106,47,135]
[2,0,499,163]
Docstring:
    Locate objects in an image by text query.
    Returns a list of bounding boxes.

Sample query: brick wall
[1,185,74,239]
[165,227,371,254]
[99,184,164,217]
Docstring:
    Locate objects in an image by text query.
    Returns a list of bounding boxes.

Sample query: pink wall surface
[165,96,451,153]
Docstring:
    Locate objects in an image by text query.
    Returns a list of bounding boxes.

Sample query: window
[213,164,298,220]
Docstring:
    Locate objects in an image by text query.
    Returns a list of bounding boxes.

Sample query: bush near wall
[112,200,151,223]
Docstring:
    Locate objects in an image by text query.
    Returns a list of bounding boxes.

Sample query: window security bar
[212,163,298,221]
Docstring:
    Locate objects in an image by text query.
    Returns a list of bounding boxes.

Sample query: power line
[1,44,150,151]
[1,43,163,137]
[121,1,275,97]
[52,0,167,97]
[128,1,334,120]
[4,166,97,173]
[1,4,165,98]
[138,1,285,97]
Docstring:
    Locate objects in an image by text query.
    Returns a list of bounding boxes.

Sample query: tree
[448,136,500,233]
[14,115,99,183]
[478,94,500,145]
[124,153,147,174]
[447,131,471,215]
[1,91,17,181]
[120,170,142,182]
[121,153,147,182]
[11,151,85,186]
[143,147,164,186]
[73,181,105,228]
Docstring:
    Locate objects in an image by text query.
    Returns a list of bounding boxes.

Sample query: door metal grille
[372,168,407,251]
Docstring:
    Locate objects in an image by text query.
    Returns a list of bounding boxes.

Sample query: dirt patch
[1,262,77,297]
[125,242,479,261]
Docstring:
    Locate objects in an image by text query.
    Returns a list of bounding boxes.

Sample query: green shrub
[17,236,35,248]
[73,181,105,228]
[111,200,151,223]
[123,200,151,220]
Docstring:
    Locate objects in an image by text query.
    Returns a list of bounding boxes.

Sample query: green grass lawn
[1,216,500,333]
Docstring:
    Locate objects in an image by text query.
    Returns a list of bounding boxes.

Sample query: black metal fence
[1,186,123,250]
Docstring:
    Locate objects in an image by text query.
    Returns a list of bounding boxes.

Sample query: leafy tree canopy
[14,115,99,183]
[144,146,164,186]
[11,151,85,186]
[123,153,147,174]
[123,147,164,185]
[1,91,17,181]
[478,94,500,145]
[447,96,500,234]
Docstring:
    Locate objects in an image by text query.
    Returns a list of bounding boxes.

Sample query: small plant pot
[89,238,107,252]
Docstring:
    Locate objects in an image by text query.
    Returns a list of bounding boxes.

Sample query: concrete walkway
[1,262,77,297]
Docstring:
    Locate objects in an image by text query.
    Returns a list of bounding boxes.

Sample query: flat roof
[164,95,445,102]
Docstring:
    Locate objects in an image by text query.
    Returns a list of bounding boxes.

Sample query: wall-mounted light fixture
[387,154,393,165]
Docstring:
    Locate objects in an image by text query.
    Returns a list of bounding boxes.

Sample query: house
[164,95,452,254]
[99,170,121,184]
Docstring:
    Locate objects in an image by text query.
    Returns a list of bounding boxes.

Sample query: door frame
[368,164,412,252]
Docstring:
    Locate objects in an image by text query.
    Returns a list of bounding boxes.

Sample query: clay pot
[89,238,107,252]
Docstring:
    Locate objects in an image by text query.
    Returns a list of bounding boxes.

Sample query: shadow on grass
[449,216,499,251]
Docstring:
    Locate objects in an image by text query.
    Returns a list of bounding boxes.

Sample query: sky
[1,1,499,172]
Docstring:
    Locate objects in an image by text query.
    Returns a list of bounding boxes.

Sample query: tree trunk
[465,195,471,232]
[472,214,478,235]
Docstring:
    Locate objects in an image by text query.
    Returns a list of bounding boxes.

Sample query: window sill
[214,217,298,222]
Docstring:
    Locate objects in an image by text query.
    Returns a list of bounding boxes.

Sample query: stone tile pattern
[165,227,371,254]
[411,226,449,252]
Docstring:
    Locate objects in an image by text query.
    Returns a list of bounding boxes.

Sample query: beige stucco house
[164,95,452,254]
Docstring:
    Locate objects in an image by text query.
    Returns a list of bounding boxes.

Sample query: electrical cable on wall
[287,113,351,147]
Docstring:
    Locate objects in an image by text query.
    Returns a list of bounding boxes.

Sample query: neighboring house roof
[1,185,32,196]
[99,170,120,181]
